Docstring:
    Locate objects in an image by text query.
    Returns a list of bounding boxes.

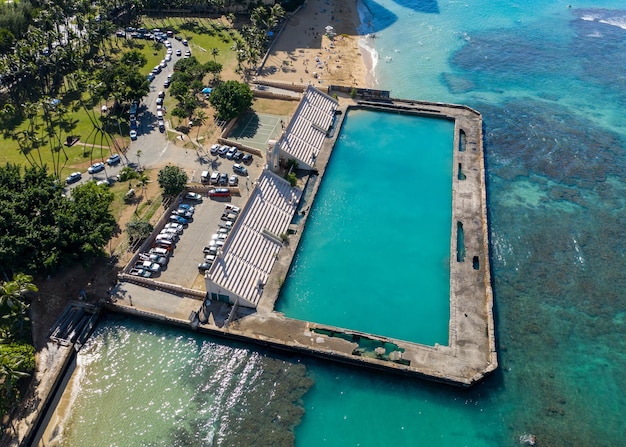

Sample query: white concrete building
[274,85,338,171]
[204,170,302,308]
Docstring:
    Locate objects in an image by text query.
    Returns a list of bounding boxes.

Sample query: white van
[201,170,210,184]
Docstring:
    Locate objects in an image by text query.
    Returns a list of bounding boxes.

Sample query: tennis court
[226,112,286,150]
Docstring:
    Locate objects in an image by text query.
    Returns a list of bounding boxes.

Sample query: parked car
[173,208,193,219]
[210,171,220,185]
[209,188,231,198]
[163,79,170,88]
[147,73,155,82]
[65,172,82,184]
[218,173,228,185]
[130,130,137,140]
[217,227,229,234]
[221,212,237,221]
[203,246,218,255]
[96,179,111,187]
[204,254,216,263]
[198,262,212,272]
[184,192,202,201]
[217,145,229,156]
[158,91,165,98]
[158,120,165,132]
[182,39,188,46]
[159,227,180,238]
[156,97,163,106]
[233,164,248,176]
[210,144,220,155]
[129,268,152,278]
[156,232,178,244]
[184,50,191,57]
[228,175,238,186]
[88,162,105,174]
[164,223,184,234]
[136,260,161,273]
[178,203,195,212]
[175,49,182,56]
[219,221,234,230]
[233,151,244,162]
[106,154,121,165]
[154,240,174,250]
[149,247,170,257]
[242,154,253,164]
[169,214,188,225]
[225,204,240,213]
[226,146,237,159]
[144,253,168,266]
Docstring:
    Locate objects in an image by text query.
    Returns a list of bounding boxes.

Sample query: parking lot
[146,151,262,290]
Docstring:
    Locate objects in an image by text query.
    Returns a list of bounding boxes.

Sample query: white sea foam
[598,17,626,30]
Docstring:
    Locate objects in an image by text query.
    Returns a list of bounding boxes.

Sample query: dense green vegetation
[157,165,188,197]
[0,164,116,276]
[208,80,253,121]
[0,273,38,418]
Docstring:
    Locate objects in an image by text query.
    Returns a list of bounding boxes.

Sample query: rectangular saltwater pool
[277,108,454,345]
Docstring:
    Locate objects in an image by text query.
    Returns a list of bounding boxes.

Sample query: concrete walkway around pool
[105,95,496,388]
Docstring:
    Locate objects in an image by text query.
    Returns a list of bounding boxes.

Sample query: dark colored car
[198,262,212,272]
[242,154,253,164]
[218,173,228,185]
[65,172,82,184]
[233,164,248,176]
[233,151,244,162]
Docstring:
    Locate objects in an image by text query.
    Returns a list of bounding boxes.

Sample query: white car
[130,130,137,140]
[137,260,160,273]
[88,162,105,174]
[164,222,184,234]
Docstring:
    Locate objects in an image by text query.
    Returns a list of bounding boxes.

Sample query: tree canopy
[0,164,116,275]
[208,80,253,122]
[1,273,38,416]
[157,165,188,197]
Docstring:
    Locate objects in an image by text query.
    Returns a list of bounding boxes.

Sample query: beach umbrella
[202,87,212,94]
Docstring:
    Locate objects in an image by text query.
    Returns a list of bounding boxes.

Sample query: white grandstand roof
[278,85,338,168]
[207,170,302,307]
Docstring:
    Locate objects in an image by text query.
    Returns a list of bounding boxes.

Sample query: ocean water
[50,1,626,446]
[277,110,454,346]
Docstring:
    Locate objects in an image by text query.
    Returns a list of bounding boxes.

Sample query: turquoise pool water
[277,109,454,346]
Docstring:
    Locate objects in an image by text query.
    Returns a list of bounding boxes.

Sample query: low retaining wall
[252,89,301,101]
[117,274,206,300]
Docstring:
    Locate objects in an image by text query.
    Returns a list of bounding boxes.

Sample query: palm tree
[138,172,150,202]
[136,149,142,171]
[195,110,207,142]
[0,273,38,309]
[210,47,220,62]
[1,274,37,340]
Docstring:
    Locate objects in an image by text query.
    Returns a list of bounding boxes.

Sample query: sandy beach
[256,0,371,89]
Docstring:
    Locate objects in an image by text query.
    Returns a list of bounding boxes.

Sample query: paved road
[62,36,206,194]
